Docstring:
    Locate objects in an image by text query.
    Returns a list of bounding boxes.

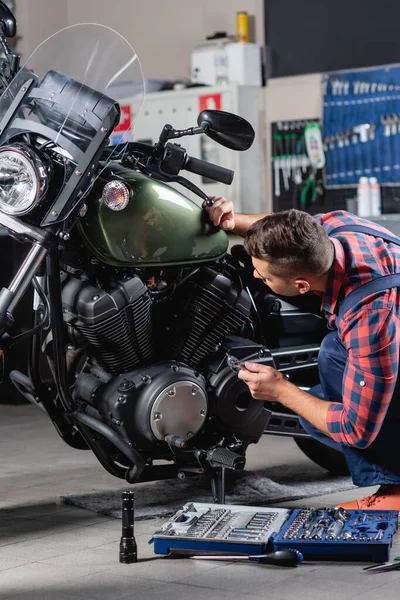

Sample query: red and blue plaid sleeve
[326,307,400,448]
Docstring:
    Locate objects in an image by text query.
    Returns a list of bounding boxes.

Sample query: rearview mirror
[197,110,255,151]
[0,1,16,38]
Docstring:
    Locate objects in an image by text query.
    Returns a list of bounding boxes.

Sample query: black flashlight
[119,490,137,563]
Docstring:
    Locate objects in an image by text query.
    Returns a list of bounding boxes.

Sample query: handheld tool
[326,518,345,540]
[300,168,318,208]
[226,354,270,373]
[191,549,303,567]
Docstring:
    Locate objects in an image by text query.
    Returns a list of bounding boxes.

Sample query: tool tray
[150,502,398,562]
[272,508,398,562]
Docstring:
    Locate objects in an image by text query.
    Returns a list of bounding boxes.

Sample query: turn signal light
[101,180,131,211]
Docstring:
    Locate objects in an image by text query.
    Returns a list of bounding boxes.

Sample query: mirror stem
[0,30,10,57]
[171,125,205,138]
[157,124,206,149]
[10,51,19,75]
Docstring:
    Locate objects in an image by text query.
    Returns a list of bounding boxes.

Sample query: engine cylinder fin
[69,277,154,375]
[171,272,250,368]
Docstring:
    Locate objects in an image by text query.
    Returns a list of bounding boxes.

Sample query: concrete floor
[1,404,400,600]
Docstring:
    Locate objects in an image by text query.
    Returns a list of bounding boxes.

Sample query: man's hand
[238,362,331,437]
[238,362,287,401]
[203,196,235,231]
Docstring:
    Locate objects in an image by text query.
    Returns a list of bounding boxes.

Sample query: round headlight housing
[0,144,50,216]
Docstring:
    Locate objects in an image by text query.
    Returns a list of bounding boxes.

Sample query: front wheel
[294,438,350,476]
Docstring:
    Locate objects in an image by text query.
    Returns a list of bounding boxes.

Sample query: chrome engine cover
[88,362,208,450]
[150,381,207,441]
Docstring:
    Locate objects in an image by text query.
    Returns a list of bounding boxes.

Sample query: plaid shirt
[314,211,400,448]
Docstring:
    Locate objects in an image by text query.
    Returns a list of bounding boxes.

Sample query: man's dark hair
[244,209,334,278]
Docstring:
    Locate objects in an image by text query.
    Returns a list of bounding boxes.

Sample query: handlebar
[103,143,229,207]
[183,155,234,185]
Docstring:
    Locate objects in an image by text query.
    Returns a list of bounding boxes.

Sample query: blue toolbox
[149,502,398,563]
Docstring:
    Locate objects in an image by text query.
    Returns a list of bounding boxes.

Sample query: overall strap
[330,223,400,322]
[329,224,400,247]
[338,273,400,321]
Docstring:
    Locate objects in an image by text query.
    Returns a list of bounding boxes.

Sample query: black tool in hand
[191,549,303,567]
[119,490,137,563]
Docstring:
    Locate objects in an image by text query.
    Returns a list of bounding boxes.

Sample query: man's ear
[295,279,311,294]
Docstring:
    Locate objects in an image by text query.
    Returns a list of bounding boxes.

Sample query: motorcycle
[0,6,347,503]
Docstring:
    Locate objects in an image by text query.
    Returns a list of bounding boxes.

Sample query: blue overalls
[300,224,400,487]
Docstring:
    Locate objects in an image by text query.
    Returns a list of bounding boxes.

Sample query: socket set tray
[149,503,399,562]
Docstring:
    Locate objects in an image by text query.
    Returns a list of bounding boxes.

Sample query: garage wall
[15,0,265,78]
[15,0,67,61]
[65,0,265,81]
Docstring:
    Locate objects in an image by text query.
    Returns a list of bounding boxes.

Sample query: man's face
[252,257,309,296]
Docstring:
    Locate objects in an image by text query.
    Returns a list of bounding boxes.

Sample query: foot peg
[206,447,245,471]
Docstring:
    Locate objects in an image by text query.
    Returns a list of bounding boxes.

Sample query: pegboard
[271,119,400,215]
[271,119,327,214]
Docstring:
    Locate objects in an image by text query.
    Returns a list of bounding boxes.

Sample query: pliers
[300,168,318,208]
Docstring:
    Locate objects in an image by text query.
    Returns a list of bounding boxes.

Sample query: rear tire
[294,437,350,476]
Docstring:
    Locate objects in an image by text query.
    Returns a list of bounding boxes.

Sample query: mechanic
[205,197,400,510]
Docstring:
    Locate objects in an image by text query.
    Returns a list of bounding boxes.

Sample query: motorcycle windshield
[0,23,144,222]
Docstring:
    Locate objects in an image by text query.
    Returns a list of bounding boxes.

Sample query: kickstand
[211,467,226,504]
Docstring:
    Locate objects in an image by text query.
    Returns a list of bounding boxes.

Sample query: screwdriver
[191,549,303,567]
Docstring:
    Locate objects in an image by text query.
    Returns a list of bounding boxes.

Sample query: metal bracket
[41,112,117,226]
[0,76,36,137]
[211,468,226,504]
[0,210,55,246]
[264,410,311,438]
[271,344,319,372]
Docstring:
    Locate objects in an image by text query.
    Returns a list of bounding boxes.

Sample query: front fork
[0,243,48,337]
[0,232,91,449]
[0,239,76,414]
[0,210,56,338]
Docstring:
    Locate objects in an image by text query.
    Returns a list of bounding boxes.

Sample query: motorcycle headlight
[0,145,50,216]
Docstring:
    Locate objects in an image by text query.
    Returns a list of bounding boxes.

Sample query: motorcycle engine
[63,266,268,449]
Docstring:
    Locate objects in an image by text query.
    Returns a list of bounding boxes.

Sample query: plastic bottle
[214,43,229,85]
[369,177,382,216]
[357,177,371,217]
[236,11,249,42]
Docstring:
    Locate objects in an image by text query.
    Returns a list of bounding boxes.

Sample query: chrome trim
[8,243,48,312]
[0,143,52,216]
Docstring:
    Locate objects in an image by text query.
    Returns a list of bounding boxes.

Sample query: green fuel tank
[78,168,229,267]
